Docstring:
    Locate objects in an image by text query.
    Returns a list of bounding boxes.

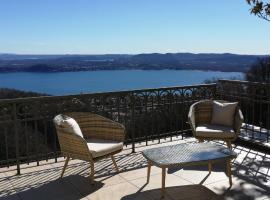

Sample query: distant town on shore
[0,53,268,73]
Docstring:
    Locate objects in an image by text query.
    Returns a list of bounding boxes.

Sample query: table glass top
[142,142,237,166]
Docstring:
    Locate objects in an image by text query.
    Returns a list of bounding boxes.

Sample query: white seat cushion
[196,124,235,139]
[86,138,123,158]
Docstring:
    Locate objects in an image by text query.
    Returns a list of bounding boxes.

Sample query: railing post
[131,93,136,153]
[215,81,220,99]
[13,103,20,175]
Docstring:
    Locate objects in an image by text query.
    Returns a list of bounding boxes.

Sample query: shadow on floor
[213,161,270,200]
[121,185,223,200]
[1,142,270,200]
[213,183,269,200]
[0,175,104,200]
[167,161,227,174]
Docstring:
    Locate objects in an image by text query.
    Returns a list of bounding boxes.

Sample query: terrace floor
[0,137,270,200]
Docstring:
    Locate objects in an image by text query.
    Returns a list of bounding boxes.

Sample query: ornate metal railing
[0,84,216,174]
[1,80,269,174]
[217,80,270,144]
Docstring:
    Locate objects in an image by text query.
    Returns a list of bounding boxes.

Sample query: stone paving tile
[17,180,82,200]
[128,173,192,199]
[0,172,20,200]
[66,173,127,196]
[85,181,151,200]
[0,138,269,200]
[0,166,17,174]
[206,176,270,200]
[171,167,229,185]
[119,166,161,181]
[158,185,222,200]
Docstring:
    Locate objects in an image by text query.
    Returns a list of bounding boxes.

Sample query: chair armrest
[55,126,91,160]
[234,108,244,135]
[66,112,126,142]
[188,103,196,136]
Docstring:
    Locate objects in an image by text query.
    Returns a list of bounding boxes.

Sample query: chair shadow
[121,184,223,200]
[213,156,270,200]
[0,175,104,200]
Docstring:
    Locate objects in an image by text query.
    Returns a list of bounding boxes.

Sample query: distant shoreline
[0,68,245,73]
[0,52,267,73]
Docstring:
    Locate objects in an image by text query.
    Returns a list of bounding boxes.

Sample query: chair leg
[226,159,232,186]
[208,162,212,174]
[111,155,119,173]
[90,161,95,184]
[147,160,152,183]
[198,138,204,143]
[226,141,232,149]
[61,156,70,178]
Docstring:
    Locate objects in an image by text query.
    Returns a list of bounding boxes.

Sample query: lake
[0,70,243,95]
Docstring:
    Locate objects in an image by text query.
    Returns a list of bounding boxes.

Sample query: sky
[0,0,270,55]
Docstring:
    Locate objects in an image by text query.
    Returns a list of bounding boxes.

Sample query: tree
[0,88,49,99]
[245,57,270,83]
[246,0,270,21]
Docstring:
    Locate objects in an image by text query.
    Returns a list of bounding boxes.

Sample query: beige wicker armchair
[53,112,125,183]
[188,100,243,149]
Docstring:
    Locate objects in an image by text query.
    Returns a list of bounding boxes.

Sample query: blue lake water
[0,70,243,95]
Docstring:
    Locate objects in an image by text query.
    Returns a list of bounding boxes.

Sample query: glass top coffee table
[142,142,237,198]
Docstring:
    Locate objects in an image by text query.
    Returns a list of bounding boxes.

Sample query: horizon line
[1,52,270,56]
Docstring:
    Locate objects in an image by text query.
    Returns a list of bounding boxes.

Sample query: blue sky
[0,0,269,55]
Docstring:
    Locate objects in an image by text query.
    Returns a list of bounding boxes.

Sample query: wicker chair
[188,100,244,149]
[53,112,125,183]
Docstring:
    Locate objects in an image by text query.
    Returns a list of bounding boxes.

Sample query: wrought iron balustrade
[1,80,269,175]
[217,80,270,144]
[0,84,216,174]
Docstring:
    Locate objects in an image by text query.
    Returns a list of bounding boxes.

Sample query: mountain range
[0,53,268,72]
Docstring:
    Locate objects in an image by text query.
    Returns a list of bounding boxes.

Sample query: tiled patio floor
[0,138,270,200]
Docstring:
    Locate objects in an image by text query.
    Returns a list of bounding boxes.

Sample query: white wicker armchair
[188,100,244,149]
[54,112,126,183]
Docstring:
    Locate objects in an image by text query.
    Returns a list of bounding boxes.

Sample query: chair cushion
[196,124,235,139]
[211,101,238,127]
[86,138,123,158]
[53,114,84,138]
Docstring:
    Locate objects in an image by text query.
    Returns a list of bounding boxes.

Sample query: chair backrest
[194,99,230,125]
[194,100,213,125]
[64,112,125,141]
[54,115,90,160]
